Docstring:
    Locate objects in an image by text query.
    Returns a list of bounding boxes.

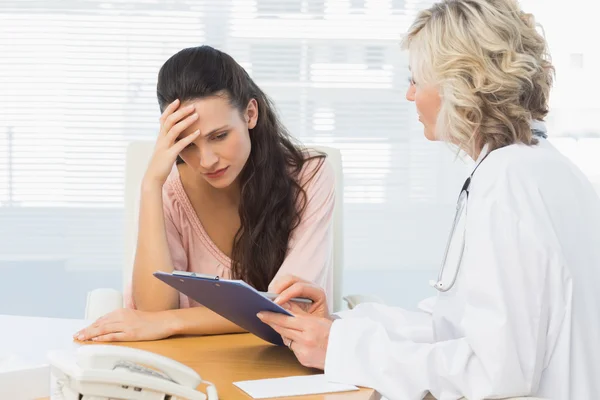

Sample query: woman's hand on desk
[74,308,178,342]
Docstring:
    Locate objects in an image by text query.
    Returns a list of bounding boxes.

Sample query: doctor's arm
[332,297,436,344]
[262,206,557,400]
[324,208,555,400]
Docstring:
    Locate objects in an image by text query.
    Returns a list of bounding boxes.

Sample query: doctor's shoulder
[475,140,577,189]
[469,140,585,211]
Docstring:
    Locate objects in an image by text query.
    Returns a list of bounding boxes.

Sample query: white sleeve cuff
[324,317,370,385]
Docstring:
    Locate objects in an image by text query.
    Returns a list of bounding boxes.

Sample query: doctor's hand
[257,309,333,370]
[268,275,330,319]
[74,308,177,342]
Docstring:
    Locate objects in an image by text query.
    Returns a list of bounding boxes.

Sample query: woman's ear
[245,98,258,130]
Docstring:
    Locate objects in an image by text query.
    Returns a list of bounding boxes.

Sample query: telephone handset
[48,344,218,400]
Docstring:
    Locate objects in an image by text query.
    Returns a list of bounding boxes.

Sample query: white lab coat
[325,139,600,399]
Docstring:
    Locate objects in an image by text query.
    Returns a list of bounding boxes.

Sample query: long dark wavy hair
[157,45,325,291]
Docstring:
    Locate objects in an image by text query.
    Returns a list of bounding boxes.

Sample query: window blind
[1,0,598,278]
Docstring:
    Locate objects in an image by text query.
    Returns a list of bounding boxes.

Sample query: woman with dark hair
[75,45,334,341]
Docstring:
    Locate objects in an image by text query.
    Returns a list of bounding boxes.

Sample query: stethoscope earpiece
[430,279,446,291]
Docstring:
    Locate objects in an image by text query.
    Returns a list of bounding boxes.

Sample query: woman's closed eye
[212,131,229,141]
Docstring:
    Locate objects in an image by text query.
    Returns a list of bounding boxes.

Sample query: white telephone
[48,344,218,400]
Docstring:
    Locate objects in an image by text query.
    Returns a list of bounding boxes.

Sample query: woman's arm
[131,180,180,311]
[131,100,200,311]
[78,178,249,341]
[75,305,245,342]
[168,307,245,336]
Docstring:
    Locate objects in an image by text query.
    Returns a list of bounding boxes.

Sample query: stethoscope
[429,148,490,292]
[430,129,547,292]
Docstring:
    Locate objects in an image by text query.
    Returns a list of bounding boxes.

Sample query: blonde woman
[258,1,600,399]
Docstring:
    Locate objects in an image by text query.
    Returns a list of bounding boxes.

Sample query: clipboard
[153,271,292,345]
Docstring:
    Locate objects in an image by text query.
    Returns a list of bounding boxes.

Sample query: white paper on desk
[234,374,359,399]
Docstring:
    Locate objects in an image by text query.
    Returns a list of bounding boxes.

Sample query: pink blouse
[128,156,335,311]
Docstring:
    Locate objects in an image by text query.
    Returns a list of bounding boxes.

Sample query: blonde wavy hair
[402,0,554,154]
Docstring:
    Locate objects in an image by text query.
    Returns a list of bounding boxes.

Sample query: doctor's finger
[268,324,305,344]
[268,275,307,294]
[257,312,304,331]
[274,283,324,306]
[284,301,311,315]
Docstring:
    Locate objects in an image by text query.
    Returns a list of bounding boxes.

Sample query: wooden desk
[1,314,432,400]
[109,333,380,400]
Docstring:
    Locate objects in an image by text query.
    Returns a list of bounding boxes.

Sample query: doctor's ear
[244,99,258,130]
